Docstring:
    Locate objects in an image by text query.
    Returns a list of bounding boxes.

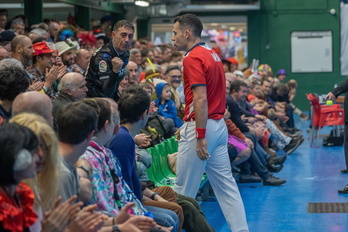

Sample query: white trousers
[174,119,249,232]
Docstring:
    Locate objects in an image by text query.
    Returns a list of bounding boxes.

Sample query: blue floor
[200,116,348,232]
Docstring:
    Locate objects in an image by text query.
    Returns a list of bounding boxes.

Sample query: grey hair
[58,75,76,92]
[10,19,24,28]
[144,63,162,73]
[0,58,23,70]
[30,28,49,37]
[152,47,162,53]
[130,48,140,56]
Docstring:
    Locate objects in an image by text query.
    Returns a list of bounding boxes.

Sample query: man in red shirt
[172,13,249,232]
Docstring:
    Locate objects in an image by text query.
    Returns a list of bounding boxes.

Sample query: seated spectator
[163,65,184,119]
[227,57,239,72]
[71,48,91,75]
[56,101,98,202]
[0,64,30,123]
[109,87,180,231]
[0,30,16,55]
[26,41,65,96]
[153,83,182,129]
[48,20,60,42]
[221,59,231,73]
[0,46,9,60]
[275,69,287,83]
[234,70,244,79]
[12,91,54,127]
[141,63,165,86]
[10,113,60,211]
[30,26,50,41]
[257,64,272,79]
[56,25,77,42]
[129,48,142,72]
[286,79,308,120]
[0,10,7,33]
[11,35,34,68]
[52,72,88,120]
[127,60,139,86]
[230,80,303,155]
[247,81,261,103]
[80,97,173,231]
[77,31,96,50]
[114,70,130,102]
[10,113,83,232]
[168,50,183,68]
[0,123,39,231]
[56,39,78,68]
[10,19,25,35]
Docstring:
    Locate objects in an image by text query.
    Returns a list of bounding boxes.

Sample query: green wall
[248,0,342,110]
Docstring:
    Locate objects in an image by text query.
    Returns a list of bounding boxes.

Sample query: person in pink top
[171,13,249,232]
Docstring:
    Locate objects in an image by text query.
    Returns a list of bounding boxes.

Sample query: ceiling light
[135,0,149,7]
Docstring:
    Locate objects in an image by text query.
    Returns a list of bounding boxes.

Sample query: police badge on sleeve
[99,60,107,72]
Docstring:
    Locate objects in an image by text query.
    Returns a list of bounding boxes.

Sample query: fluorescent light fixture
[135,0,149,7]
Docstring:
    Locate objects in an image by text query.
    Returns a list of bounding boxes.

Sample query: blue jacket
[153,83,183,128]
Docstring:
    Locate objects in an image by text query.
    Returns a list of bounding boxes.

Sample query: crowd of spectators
[0,9,306,232]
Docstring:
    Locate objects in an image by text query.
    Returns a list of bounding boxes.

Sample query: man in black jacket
[326,80,348,193]
[85,20,134,98]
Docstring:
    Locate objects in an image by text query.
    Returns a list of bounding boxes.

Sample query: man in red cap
[26,41,65,96]
[228,57,239,73]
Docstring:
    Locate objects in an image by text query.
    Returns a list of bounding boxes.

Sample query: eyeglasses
[169,75,181,79]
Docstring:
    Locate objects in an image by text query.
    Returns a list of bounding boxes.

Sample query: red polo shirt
[182,44,226,122]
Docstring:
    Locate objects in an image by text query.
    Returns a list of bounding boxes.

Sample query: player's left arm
[192,85,209,160]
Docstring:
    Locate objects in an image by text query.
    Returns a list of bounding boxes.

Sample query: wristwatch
[112,225,121,232]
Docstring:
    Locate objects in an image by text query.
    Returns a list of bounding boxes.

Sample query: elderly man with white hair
[52,72,88,120]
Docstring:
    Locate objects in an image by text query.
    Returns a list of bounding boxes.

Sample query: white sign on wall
[291,31,332,73]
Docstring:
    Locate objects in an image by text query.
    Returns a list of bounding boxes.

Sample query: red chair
[306,93,344,148]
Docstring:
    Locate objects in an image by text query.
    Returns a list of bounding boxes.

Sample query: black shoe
[285,127,302,133]
[283,138,304,155]
[338,184,348,194]
[269,155,287,166]
[239,174,262,183]
[264,147,277,158]
[267,164,284,173]
[341,169,348,174]
[263,175,286,186]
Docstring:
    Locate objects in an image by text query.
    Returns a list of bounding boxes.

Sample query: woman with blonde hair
[10,113,61,212]
[10,113,62,232]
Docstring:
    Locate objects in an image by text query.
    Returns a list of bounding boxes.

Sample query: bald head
[12,91,53,127]
[11,35,29,52]
[75,49,91,72]
[11,35,34,67]
[126,61,138,85]
[58,72,88,100]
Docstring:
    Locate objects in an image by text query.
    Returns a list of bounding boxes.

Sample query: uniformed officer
[85,20,134,98]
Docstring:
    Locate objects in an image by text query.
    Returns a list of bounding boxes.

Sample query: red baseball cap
[228,57,239,65]
[33,42,55,56]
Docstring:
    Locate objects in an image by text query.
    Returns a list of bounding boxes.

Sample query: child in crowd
[153,83,183,130]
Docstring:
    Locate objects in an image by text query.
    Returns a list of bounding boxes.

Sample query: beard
[63,58,74,67]
[22,52,33,67]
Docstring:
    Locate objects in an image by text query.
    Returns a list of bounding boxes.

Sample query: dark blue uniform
[85,41,129,98]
